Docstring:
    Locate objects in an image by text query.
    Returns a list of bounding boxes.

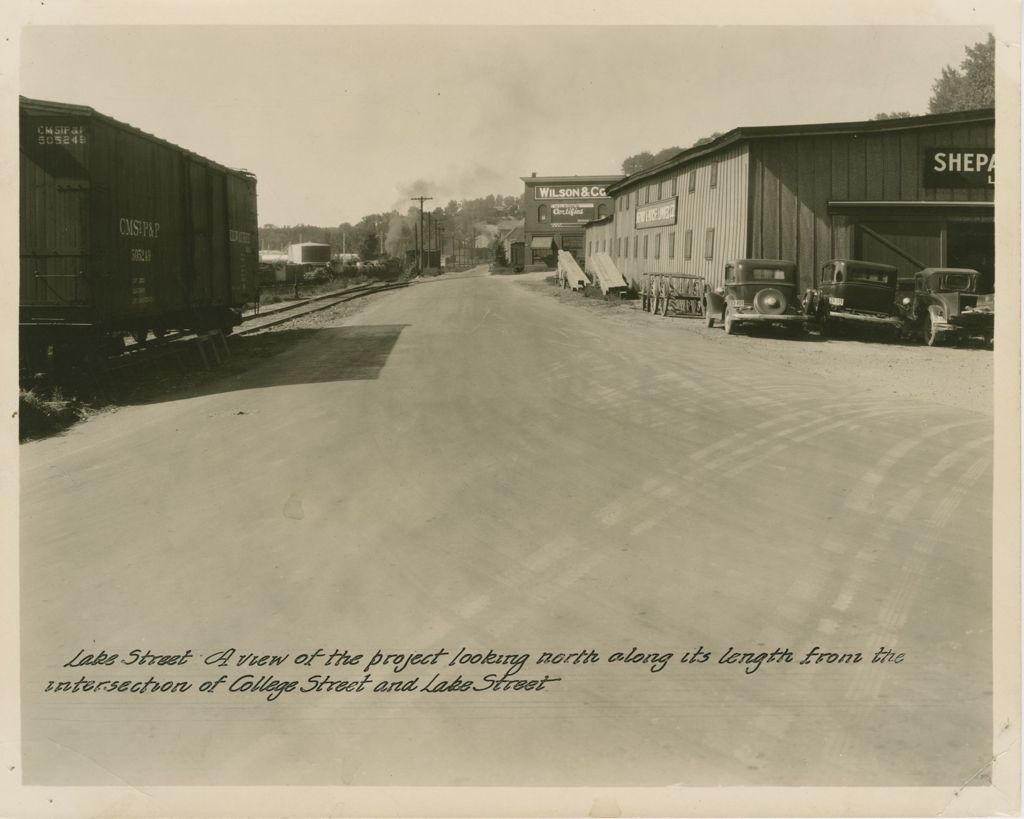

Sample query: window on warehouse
[538,204,549,223]
[671,176,678,196]
[688,170,696,193]
[710,162,718,188]
[643,234,649,259]
[684,229,693,260]
[668,231,676,259]
[649,183,658,202]
[704,227,715,259]
[633,235,638,257]
[654,233,661,259]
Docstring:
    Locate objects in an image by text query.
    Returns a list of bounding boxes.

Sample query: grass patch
[19,387,86,442]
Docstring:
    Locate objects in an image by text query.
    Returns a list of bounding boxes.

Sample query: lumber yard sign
[635,197,678,229]
[535,185,608,199]
[922,147,994,188]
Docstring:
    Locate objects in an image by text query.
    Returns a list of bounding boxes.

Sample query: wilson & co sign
[534,185,608,199]
[550,203,595,226]
[922,147,994,188]
[635,197,678,229]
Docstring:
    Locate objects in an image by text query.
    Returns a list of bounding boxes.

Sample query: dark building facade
[522,173,623,270]
[585,109,995,293]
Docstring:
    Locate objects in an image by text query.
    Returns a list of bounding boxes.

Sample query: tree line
[260,193,523,261]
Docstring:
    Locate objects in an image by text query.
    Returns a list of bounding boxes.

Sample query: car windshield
[941,273,975,292]
[847,270,892,285]
[750,268,789,281]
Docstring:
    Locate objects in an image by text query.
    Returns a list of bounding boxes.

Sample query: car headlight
[900,297,911,305]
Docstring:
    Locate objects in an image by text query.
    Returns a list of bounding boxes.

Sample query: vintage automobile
[704,259,806,335]
[893,276,918,340]
[908,267,994,346]
[803,259,902,340]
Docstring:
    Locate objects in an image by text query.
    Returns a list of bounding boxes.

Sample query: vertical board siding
[899,132,919,200]
[778,141,799,263]
[811,137,832,286]
[864,134,885,200]
[606,144,749,290]
[747,147,761,258]
[749,119,993,291]
[761,142,780,260]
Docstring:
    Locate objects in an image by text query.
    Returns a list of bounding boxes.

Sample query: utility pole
[410,196,432,272]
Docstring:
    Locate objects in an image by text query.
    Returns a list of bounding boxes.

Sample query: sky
[18,23,992,227]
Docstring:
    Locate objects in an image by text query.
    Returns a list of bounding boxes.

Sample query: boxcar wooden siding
[748,121,995,289]
[21,100,260,328]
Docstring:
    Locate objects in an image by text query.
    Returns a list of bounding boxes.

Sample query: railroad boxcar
[20,96,259,367]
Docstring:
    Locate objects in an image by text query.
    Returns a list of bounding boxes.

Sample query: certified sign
[635,197,678,229]
[550,202,595,226]
[922,147,994,188]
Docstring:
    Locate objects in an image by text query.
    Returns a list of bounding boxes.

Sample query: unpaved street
[20,266,992,786]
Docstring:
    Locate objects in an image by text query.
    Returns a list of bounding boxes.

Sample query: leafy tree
[929,34,995,113]
[872,111,914,120]
[690,132,722,147]
[622,151,655,175]
[621,144,693,175]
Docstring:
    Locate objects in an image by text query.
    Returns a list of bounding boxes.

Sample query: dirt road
[20,266,993,786]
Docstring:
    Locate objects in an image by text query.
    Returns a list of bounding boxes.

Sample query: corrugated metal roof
[608,108,995,195]
[20,95,255,178]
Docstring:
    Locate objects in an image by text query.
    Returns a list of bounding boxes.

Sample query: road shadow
[166,324,409,400]
[21,326,409,439]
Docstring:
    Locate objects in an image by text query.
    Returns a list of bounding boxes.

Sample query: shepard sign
[922,147,995,188]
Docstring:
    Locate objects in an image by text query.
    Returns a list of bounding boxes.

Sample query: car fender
[705,288,726,317]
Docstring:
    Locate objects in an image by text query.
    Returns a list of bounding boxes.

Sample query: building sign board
[549,202,596,227]
[534,185,608,199]
[635,197,678,229]
[922,147,994,188]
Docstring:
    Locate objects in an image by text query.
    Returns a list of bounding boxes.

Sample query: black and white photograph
[2,1,1020,816]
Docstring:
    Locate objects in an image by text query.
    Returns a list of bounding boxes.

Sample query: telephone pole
[410,195,432,272]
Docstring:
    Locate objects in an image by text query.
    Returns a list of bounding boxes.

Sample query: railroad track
[237,280,409,334]
[107,280,411,370]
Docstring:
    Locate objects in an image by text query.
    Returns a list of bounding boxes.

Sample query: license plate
[828,296,844,306]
